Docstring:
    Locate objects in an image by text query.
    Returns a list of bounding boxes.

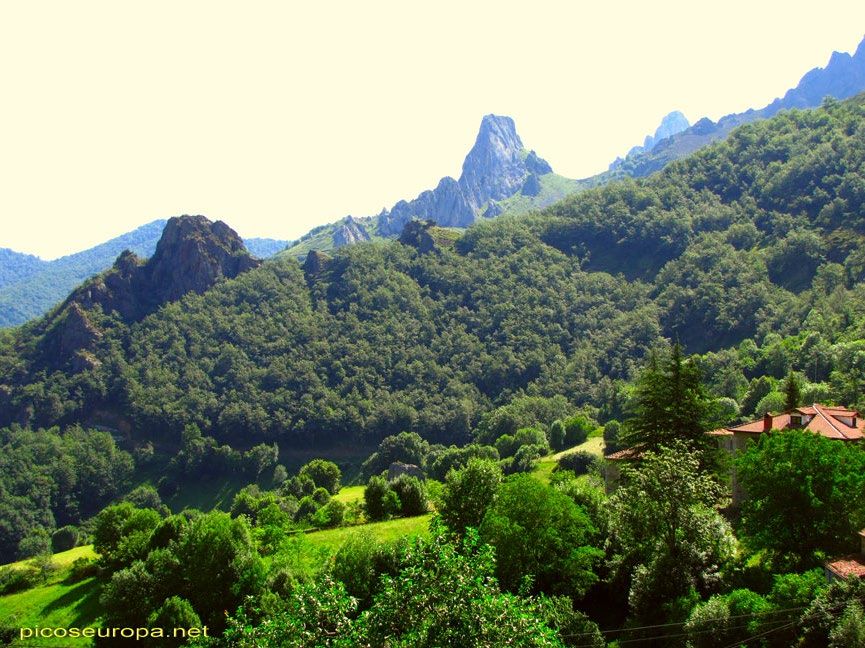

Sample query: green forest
[3,95,865,646]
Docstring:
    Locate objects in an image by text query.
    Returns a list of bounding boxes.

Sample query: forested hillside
[1,96,864,452]
[2,92,865,648]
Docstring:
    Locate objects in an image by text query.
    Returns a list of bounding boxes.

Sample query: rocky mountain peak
[621,111,691,160]
[147,215,257,302]
[372,114,553,237]
[648,111,690,147]
[458,114,530,209]
[66,215,259,325]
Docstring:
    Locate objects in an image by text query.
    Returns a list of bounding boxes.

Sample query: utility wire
[561,603,808,638]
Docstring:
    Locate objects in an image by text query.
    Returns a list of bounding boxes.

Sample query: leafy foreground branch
[197,521,603,648]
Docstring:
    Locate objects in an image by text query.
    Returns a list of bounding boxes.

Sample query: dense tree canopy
[737,429,865,565]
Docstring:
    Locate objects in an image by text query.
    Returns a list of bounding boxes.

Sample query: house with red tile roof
[825,529,865,581]
[604,403,864,496]
[709,403,864,504]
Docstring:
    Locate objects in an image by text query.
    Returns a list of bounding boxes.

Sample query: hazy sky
[2,2,865,259]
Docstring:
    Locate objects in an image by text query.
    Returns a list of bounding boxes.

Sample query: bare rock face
[387,462,425,481]
[66,215,260,324]
[58,303,102,356]
[376,114,553,236]
[303,250,332,277]
[521,173,541,196]
[332,216,371,248]
[147,216,259,302]
[458,114,528,209]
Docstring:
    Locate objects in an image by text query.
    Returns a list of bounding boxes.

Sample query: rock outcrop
[67,215,260,324]
[457,114,529,209]
[332,216,371,248]
[376,114,553,236]
[521,173,541,196]
[303,250,332,277]
[387,462,425,481]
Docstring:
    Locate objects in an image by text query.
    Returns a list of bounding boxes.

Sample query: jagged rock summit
[376,114,553,236]
[66,215,260,323]
[332,216,371,247]
[612,111,691,167]
[644,111,691,150]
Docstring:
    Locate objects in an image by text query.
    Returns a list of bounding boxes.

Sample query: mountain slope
[0,248,45,290]
[0,222,288,328]
[1,94,864,449]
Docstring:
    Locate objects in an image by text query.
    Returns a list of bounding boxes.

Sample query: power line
[562,603,808,638]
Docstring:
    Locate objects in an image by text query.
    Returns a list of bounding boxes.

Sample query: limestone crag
[521,173,541,197]
[376,114,553,236]
[66,215,260,324]
[332,216,372,248]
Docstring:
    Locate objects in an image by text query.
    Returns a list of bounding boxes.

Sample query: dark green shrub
[67,557,99,583]
[556,451,599,476]
[390,475,428,517]
[51,525,80,553]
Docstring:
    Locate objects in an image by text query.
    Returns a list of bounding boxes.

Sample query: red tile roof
[709,403,864,441]
[825,555,865,579]
[606,446,643,461]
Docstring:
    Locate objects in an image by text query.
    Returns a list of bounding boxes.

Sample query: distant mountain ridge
[609,35,865,177]
[0,223,287,328]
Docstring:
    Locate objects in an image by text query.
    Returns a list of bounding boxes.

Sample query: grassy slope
[305,514,433,555]
[533,436,606,484]
[0,547,100,647]
[0,513,432,644]
[493,173,586,218]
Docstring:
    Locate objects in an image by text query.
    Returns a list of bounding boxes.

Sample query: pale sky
[1,1,864,259]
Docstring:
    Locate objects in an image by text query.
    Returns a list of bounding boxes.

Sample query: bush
[549,420,567,451]
[51,525,80,553]
[311,487,331,506]
[17,528,51,559]
[556,451,599,476]
[390,475,428,517]
[282,474,315,499]
[299,459,342,495]
[310,500,345,529]
[361,432,430,477]
[440,459,503,534]
[67,557,99,583]
[562,414,595,447]
[294,496,320,523]
[603,420,621,455]
[479,474,602,596]
[123,485,163,510]
[332,533,403,608]
[684,589,772,648]
[501,443,545,475]
[364,475,401,521]
[495,427,548,459]
[0,566,42,595]
[424,444,499,481]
